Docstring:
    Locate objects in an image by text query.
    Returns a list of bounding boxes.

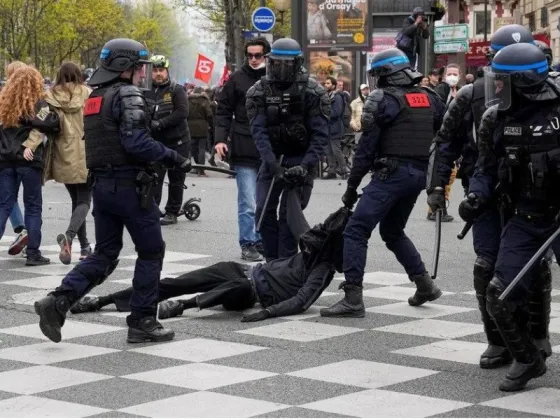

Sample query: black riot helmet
[534,40,553,67]
[488,24,534,61]
[369,48,422,87]
[266,38,304,83]
[485,43,549,110]
[88,38,152,89]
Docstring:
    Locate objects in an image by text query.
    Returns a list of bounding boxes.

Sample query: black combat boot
[473,258,512,369]
[528,260,552,358]
[127,316,175,343]
[487,278,547,392]
[158,300,184,319]
[70,296,101,314]
[34,294,72,343]
[320,282,365,318]
[408,272,442,306]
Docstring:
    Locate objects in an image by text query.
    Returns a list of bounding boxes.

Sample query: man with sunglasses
[215,38,271,262]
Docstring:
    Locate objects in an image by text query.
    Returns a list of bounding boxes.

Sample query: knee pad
[74,252,119,287]
[137,242,165,269]
[473,257,494,293]
[486,277,515,320]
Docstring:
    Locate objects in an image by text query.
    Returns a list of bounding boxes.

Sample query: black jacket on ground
[145,80,190,146]
[215,63,265,167]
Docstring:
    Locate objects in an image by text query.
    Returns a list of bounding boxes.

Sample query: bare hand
[23,148,33,161]
[415,15,423,24]
[215,142,228,159]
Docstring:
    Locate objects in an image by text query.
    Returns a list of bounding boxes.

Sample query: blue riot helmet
[534,40,553,68]
[88,38,152,90]
[485,43,548,111]
[369,48,422,87]
[266,38,304,83]
[487,24,535,61]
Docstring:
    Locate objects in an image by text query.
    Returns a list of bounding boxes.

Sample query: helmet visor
[484,67,511,111]
[134,62,153,91]
[266,57,296,82]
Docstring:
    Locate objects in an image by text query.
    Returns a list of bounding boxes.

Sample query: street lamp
[272,0,290,25]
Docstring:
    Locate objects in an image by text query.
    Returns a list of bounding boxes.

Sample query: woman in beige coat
[43,62,92,264]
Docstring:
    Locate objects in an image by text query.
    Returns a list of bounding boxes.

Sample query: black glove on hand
[342,186,358,209]
[241,309,270,323]
[175,155,192,173]
[151,120,163,132]
[284,165,308,186]
[269,161,286,180]
[19,115,32,126]
[427,188,446,213]
[459,193,485,222]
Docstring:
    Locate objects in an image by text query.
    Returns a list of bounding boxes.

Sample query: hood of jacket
[189,92,209,103]
[45,84,90,113]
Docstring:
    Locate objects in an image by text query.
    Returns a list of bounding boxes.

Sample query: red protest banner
[194,54,214,84]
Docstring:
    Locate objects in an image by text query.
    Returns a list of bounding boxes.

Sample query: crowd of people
[0,21,558,395]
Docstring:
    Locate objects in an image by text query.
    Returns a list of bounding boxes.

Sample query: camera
[422,16,427,22]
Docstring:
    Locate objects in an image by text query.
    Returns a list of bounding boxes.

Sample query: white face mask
[445,75,459,87]
[250,61,266,70]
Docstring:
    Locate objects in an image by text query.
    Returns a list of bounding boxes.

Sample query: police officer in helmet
[34,38,191,344]
[427,24,553,369]
[246,38,330,261]
[534,40,554,70]
[145,55,190,225]
[321,48,446,318]
[461,42,559,391]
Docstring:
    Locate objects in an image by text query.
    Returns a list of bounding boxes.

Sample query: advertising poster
[307,0,370,49]
[308,50,354,92]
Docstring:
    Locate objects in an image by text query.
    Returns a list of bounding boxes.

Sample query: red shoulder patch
[84,97,102,116]
[405,93,430,108]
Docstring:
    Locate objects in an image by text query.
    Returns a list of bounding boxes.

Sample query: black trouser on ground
[64,183,91,249]
[111,262,258,312]
[154,142,189,215]
[190,136,207,166]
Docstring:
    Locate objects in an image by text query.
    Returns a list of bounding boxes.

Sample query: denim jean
[9,202,24,232]
[0,167,43,257]
[234,165,261,247]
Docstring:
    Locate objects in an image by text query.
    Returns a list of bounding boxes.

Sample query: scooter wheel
[184,203,201,220]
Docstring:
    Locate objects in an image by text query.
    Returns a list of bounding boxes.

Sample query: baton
[457,221,473,240]
[431,209,442,279]
[190,164,236,176]
[498,224,560,301]
[256,155,284,232]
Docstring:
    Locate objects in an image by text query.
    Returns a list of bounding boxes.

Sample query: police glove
[151,120,163,132]
[342,186,358,209]
[458,193,485,222]
[284,165,308,186]
[269,161,286,180]
[241,309,271,323]
[427,187,446,213]
[175,156,192,173]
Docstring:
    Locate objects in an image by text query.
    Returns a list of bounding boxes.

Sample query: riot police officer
[535,40,553,69]
[145,55,190,225]
[246,38,330,261]
[321,48,445,318]
[461,42,559,391]
[427,24,553,369]
[34,38,191,344]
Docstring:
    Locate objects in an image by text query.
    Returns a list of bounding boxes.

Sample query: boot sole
[408,289,443,307]
[320,310,365,318]
[34,300,62,343]
[8,235,28,256]
[127,330,175,343]
[57,234,72,265]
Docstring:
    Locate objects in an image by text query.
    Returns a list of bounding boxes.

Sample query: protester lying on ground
[71,197,350,323]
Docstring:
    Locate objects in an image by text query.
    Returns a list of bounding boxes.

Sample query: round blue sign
[252,7,276,32]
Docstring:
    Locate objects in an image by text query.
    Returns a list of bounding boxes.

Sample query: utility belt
[87,167,159,210]
[373,157,427,180]
[514,207,558,223]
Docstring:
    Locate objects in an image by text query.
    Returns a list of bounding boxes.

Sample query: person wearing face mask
[34,38,192,345]
[435,63,462,105]
[214,38,271,262]
[144,55,190,226]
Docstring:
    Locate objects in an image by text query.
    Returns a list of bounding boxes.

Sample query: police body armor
[377,86,434,160]
[84,82,140,169]
[460,80,486,180]
[499,106,560,206]
[262,79,308,156]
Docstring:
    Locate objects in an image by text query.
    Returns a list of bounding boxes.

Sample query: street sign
[434,24,469,42]
[434,40,469,54]
[252,7,275,32]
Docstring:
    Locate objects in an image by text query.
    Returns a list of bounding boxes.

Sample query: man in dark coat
[187,86,214,176]
[214,38,271,262]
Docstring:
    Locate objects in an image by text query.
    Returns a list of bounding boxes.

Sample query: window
[528,12,536,32]
[475,11,491,35]
[541,7,548,27]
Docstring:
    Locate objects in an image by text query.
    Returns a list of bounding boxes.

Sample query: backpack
[340,92,351,130]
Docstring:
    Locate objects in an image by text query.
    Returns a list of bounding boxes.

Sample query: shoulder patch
[84,97,103,116]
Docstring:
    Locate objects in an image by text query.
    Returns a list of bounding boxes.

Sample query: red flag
[194,54,214,84]
[219,65,230,86]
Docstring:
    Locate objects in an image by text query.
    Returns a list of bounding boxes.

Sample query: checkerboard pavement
[1,234,560,418]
